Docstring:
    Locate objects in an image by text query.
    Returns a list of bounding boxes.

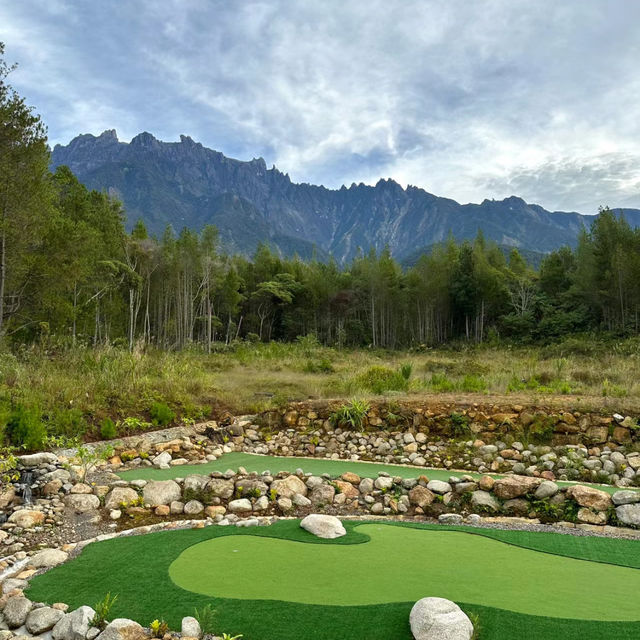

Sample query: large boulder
[612,490,640,506]
[18,452,58,467]
[470,490,500,512]
[492,475,541,500]
[29,548,69,568]
[65,493,101,513]
[52,606,96,640]
[205,478,235,499]
[271,475,307,498]
[96,618,146,640]
[26,606,65,634]
[228,498,252,513]
[616,503,640,527]
[142,480,181,506]
[8,509,45,528]
[3,596,33,628]
[409,597,474,640]
[409,486,436,508]
[427,480,452,495]
[104,487,139,510]
[566,485,611,511]
[183,475,210,493]
[300,514,346,539]
[309,484,335,504]
[181,616,202,639]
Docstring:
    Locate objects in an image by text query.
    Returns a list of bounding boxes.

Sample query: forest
[3,41,640,353]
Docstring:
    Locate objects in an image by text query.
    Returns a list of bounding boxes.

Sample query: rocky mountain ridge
[51,130,640,262]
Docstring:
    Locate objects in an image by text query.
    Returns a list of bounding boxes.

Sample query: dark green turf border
[26,520,640,640]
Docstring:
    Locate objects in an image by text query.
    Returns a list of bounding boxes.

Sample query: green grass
[170,524,640,619]
[116,451,635,495]
[26,520,640,639]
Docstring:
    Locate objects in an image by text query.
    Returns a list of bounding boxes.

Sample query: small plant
[194,604,217,635]
[449,412,471,438]
[74,443,115,481]
[149,619,169,638]
[0,446,19,486]
[269,488,278,501]
[120,416,152,432]
[100,417,118,440]
[91,592,118,629]
[330,398,370,429]
[468,611,481,640]
[221,634,243,640]
[399,362,413,380]
[149,401,176,427]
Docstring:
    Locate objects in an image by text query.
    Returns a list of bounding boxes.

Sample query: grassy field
[1,336,640,445]
[26,519,640,639]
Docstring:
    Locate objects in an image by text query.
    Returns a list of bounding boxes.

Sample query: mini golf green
[117,451,635,495]
[169,523,640,620]
[26,520,640,640]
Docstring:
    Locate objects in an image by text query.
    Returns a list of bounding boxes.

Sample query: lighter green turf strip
[117,451,633,494]
[26,520,640,639]
[169,524,640,620]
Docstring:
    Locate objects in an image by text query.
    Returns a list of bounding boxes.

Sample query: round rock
[300,514,346,539]
[409,597,474,640]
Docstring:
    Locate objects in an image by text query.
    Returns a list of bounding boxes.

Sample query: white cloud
[1,0,640,211]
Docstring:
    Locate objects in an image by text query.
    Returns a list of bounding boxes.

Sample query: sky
[2,0,640,213]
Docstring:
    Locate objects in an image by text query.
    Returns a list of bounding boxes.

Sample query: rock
[300,514,346,539]
[566,485,611,511]
[8,510,45,528]
[409,597,474,640]
[1,579,28,595]
[577,508,607,525]
[534,481,559,499]
[438,513,463,525]
[228,498,252,513]
[155,504,170,516]
[170,501,185,514]
[0,486,16,509]
[374,476,394,490]
[29,548,68,568]
[65,494,100,513]
[18,452,58,467]
[426,480,452,494]
[205,478,235,499]
[612,490,640,506]
[471,491,500,512]
[184,500,204,515]
[204,505,227,517]
[153,451,172,467]
[341,472,361,484]
[253,496,270,511]
[616,503,640,527]
[271,475,307,498]
[358,478,375,494]
[310,484,335,504]
[277,497,293,511]
[183,475,209,493]
[104,487,139,510]
[503,499,530,516]
[370,502,384,514]
[492,475,540,499]
[142,480,182,506]
[234,479,268,497]
[70,482,94,494]
[96,618,146,640]
[3,596,32,628]
[408,486,435,508]
[26,606,64,634]
[110,509,122,520]
[478,475,494,491]
[292,493,311,507]
[181,616,202,639]
[334,480,359,499]
[53,606,96,640]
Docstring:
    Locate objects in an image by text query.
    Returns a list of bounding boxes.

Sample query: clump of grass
[100,417,118,440]
[426,372,456,392]
[330,398,370,429]
[352,365,409,394]
[149,401,176,427]
[194,604,217,635]
[302,358,334,373]
[91,592,118,629]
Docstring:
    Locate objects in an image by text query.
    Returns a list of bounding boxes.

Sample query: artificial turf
[170,524,640,620]
[26,520,640,640]
[117,451,635,495]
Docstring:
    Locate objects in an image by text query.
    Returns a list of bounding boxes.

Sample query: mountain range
[50,130,640,263]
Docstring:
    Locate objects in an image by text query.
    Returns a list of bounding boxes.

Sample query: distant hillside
[51,130,640,262]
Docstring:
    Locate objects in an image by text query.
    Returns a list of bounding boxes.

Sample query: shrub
[5,405,47,451]
[194,604,217,635]
[91,592,118,629]
[528,415,555,444]
[460,374,487,393]
[50,408,87,438]
[354,366,408,394]
[330,398,370,429]
[302,358,334,374]
[399,362,413,380]
[149,402,176,427]
[449,412,471,438]
[100,417,117,440]
[427,372,456,392]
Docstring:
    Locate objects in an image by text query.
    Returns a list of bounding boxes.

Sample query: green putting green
[117,451,633,495]
[169,523,640,620]
[25,520,640,639]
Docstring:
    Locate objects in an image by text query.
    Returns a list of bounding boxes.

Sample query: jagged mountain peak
[50,131,640,262]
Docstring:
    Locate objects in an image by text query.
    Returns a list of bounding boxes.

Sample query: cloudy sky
[2,0,640,213]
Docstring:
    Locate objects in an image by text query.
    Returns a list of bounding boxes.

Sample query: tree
[0,43,52,336]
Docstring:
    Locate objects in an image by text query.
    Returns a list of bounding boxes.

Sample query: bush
[330,398,370,429]
[100,417,117,440]
[149,402,176,427]
[460,374,487,392]
[302,358,334,374]
[449,412,471,438]
[427,372,456,392]
[354,366,408,394]
[51,408,87,438]
[5,405,47,451]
